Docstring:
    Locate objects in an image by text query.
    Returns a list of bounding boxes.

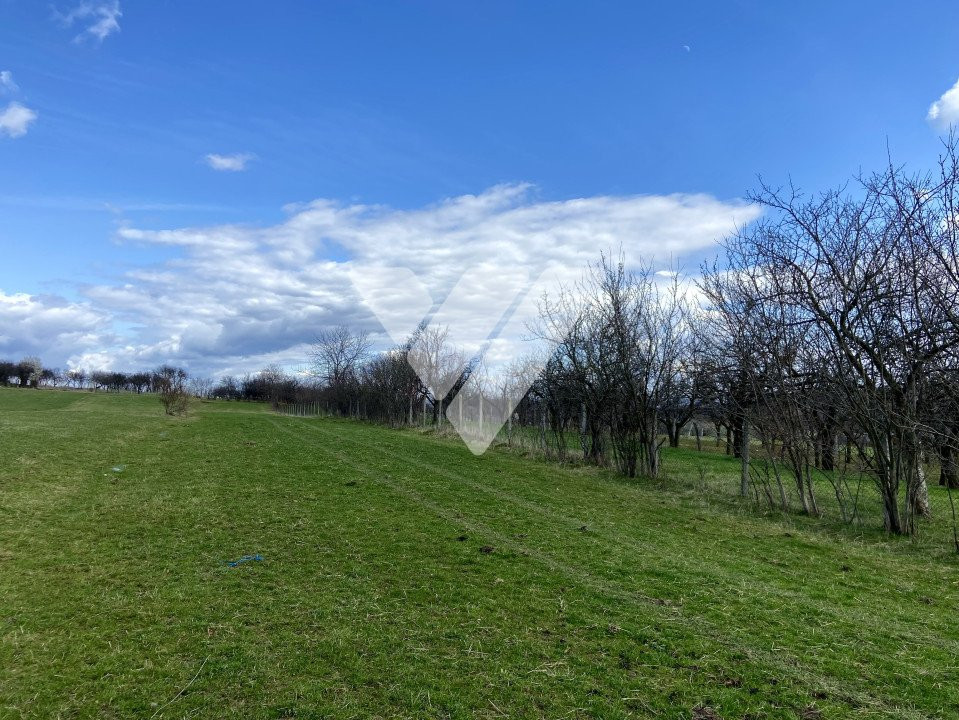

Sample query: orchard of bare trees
[275,140,959,546]
[701,139,959,537]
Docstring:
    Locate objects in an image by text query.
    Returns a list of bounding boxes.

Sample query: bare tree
[154,365,190,416]
[189,376,215,399]
[128,372,152,394]
[310,326,372,415]
[406,323,470,426]
[538,254,690,478]
[359,348,421,426]
[67,368,87,389]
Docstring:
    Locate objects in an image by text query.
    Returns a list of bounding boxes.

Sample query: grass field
[1,388,958,719]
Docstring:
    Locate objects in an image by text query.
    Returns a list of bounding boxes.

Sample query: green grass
[495,424,959,555]
[1,388,958,719]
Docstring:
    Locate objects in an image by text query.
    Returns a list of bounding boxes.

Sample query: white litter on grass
[111,464,126,473]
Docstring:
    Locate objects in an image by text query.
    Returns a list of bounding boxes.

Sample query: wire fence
[274,401,325,417]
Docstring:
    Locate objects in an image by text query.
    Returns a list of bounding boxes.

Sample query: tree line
[0,359,295,403]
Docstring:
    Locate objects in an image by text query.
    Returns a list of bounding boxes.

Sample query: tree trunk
[733,413,746,458]
[882,487,903,534]
[539,404,547,452]
[649,437,659,478]
[668,419,681,448]
[817,430,835,471]
[740,419,750,497]
[579,403,589,459]
[939,444,959,488]
[913,460,932,519]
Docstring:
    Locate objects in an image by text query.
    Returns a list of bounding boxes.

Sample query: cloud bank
[0,186,759,376]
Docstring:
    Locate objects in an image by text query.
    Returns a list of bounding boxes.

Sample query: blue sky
[2,1,959,374]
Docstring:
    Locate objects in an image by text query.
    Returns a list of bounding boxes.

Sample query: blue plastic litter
[227,554,263,567]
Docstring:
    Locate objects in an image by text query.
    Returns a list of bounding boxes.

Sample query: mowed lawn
[1,389,958,719]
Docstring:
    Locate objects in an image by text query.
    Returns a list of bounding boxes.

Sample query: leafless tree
[155,365,190,416]
[358,348,421,427]
[67,368,87,389]
[538,254,690,478]
[407,323,472,426]
[310,326,372,387]
[310,326,372,415]
[189,376,215,399]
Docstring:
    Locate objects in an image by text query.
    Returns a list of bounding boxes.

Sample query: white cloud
[928,77,959,129]
[0,102,38,138]
[57,1,122,44]
[0,291,113,365]
[1,186,759,375]
[0,71,18,94]
[204,153,254,172]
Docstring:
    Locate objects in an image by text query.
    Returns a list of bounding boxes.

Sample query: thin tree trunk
[882,476,903,534]
[740,419,750,497]
[913,460,932,519]
[580,403,588,459]
[939,443,959,488]
[668,419,680,448]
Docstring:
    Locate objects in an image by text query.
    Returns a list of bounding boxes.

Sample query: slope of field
[1,388,957,719]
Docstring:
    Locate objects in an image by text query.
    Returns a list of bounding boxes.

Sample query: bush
[154,365,190,416]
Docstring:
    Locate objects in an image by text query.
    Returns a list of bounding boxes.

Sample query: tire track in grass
[291,417,956,653]
[355,424,958,716]
[287,419,712,605]
[267,416,665,609]
[265,416,935,718]
[294,419,684,561]
[301,417,959,715]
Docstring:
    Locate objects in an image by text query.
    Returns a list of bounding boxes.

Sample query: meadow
[1,388,957,719]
